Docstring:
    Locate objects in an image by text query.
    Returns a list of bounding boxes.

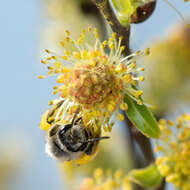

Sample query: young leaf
[128,164,163,188]
[109,0,138,26]
[124,94,160,138]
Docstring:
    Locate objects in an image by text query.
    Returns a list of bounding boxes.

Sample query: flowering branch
[90,1,166,189]
[91,0,156,162]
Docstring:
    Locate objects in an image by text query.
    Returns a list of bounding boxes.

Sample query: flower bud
[130,1,156,23]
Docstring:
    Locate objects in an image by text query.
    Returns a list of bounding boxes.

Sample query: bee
[40,100,109,164]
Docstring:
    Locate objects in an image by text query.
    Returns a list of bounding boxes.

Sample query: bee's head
[46,122,88,161]
[58,124,88,152]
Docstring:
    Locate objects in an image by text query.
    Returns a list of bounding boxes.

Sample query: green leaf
[124,94,160,138]
[128,164,163,188]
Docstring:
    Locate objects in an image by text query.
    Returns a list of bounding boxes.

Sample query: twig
[126,118,155,165]
[91,0,130,55]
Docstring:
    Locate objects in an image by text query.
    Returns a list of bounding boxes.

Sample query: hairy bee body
[40,100,102,164]
[46,118,100,162]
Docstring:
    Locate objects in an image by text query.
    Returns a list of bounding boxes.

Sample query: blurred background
[0,0,190,189]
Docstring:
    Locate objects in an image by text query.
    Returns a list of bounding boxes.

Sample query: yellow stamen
[118,114,124,121]
[123,74,132,83]
[135,90,143,98]
[138,76,145,81]
[81,50,88,59]
[53,86,58,89]
[56,75,64,83]
[45,49,50,53]
[62,56,68,60]
[38,75,44,79]
[137,99,143,105]
[60,41,64,47]
[65,30,70,36]
[64,50,70,56]
[144,48,150,55]
[54,61,61,68]
[61,67,70,73]
[48,100,54,105]
[41,59,46,64]
[72,52,81,60]
[88,26,92,32]
[53,90,59,95]
[120,103,128,111]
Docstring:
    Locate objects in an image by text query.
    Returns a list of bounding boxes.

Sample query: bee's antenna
[86,136,110,143]
[71,106,80,126]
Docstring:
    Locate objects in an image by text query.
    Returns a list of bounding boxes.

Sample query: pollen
[72,51,81,60]
[61,67,70,73]
[45,49,50,53]
[38,75,44,79]
[41,59,46,64]
[60,41,64,47]
[48,100,54,106]
[144,48,150,55]
[138,76,145,81]
[81,50,88,59]
[135,90,143,98]
[56,75,64,83]
[120,103,128,111]
[123,74,132,83]
[118,114,124,121]
[62,55,68,60]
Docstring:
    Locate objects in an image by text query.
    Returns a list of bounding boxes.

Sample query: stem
[126,118,155,165]
[91,0,130,55]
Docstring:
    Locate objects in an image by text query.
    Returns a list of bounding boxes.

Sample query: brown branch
[91,0,130,55]
[156,180,166,190]
[126,118,155,165]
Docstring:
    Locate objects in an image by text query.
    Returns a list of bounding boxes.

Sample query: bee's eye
[59,124,72,135]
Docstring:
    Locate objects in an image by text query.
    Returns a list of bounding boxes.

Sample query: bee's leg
[74,117,82,124]
[85,143,94,155]
[47,100,65,123]
[49,124,60,137]
[71,106,80,126]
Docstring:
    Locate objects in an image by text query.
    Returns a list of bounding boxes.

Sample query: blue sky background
[0,0,189,190]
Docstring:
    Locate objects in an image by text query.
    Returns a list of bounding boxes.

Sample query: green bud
[109,0,154,26]
[128,164,163,188]
[110,0,138,26]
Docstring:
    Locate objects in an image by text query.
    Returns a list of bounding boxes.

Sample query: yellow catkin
[40,27,148,138]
